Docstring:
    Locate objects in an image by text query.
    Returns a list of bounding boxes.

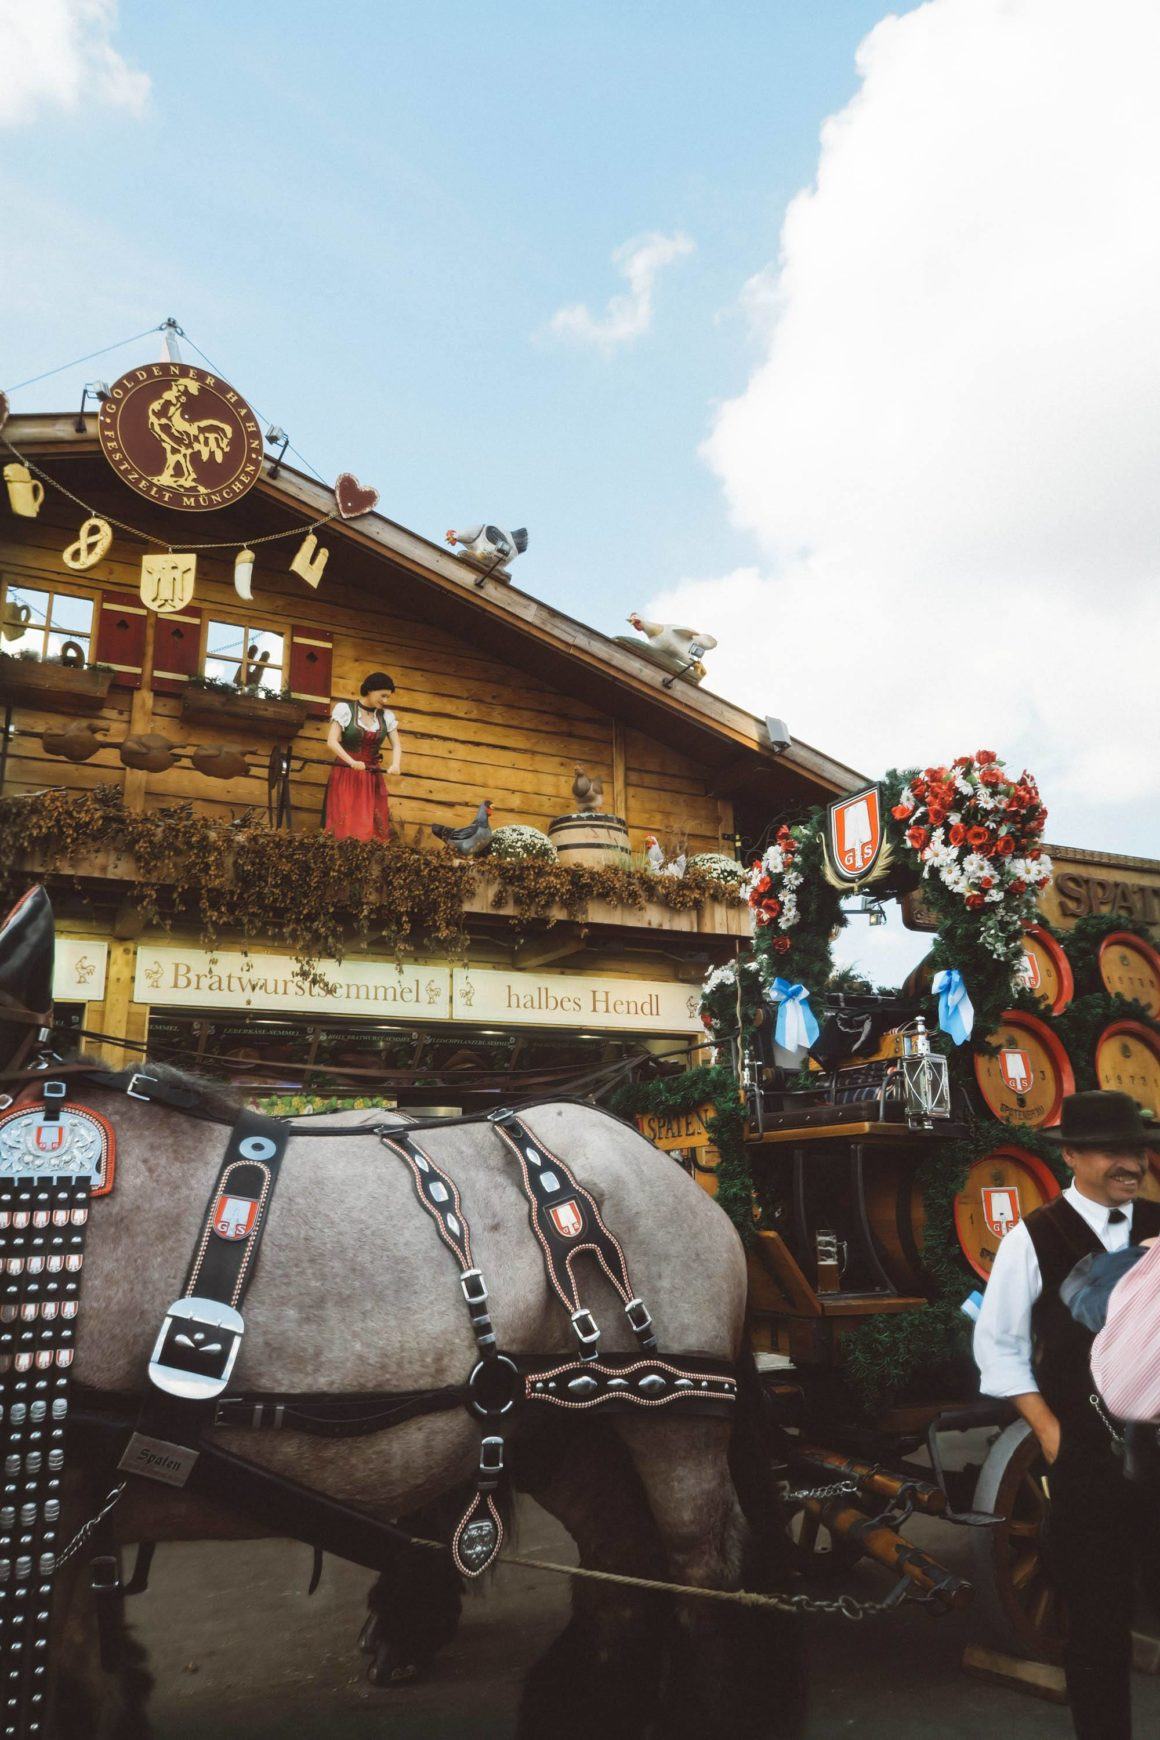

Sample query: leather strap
[118,1110,289,1484]
[491,1113,658,1359]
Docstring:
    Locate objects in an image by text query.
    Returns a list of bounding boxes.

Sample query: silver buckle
[148,1297,245,1401]
[460,1268,488,1306]
[126,1072,157,1102]
[42,1080,66,1101]
[570,1307,601,1351]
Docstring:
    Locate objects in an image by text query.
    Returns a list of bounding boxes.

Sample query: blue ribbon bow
[932,967,974,1046]
[770,978,820,1054]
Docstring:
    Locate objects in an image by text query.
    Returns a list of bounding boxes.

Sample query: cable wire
[1,326,166,397]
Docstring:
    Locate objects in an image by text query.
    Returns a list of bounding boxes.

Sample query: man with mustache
[974,1090,1159,1739]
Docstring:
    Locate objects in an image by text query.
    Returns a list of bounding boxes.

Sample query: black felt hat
[1042,1090,1156,1150]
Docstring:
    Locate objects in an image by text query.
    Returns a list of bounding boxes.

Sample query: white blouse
[331,701,398,736]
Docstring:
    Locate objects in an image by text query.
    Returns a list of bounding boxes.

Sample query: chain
[783,1478,862,1503]
[1089,1391,1125,1447]
[55,1482,127,1571]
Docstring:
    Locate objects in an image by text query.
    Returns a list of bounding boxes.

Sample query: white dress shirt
[973,1184,1134,1399]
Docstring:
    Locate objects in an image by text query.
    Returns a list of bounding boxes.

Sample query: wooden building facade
[1,401,861,1107]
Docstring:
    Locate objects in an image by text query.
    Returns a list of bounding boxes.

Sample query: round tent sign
[1094,1020,1160,1120]
[973,1010,1075,1129]
[1097,932,1160,1016]
[98,364,263,511]
[953,1146,1061,1280]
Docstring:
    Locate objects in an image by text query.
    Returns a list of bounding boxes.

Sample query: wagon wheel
[970,1419,1065,1663]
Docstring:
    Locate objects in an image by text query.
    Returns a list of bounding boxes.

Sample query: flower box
[180,687,309,739]
[0,657,115,716]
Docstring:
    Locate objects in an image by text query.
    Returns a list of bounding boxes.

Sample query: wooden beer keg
[973,1010,1075,1129]
[863,1155,929,1293]
[1094,1019,1160,1119]
[1097,931,1160,1015]
[547,811,631,868]
[953,1146,1061,1281]
[1017,926,1074,1015]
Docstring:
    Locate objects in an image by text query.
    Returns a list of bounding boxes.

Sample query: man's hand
[1014,1392,1062,1465]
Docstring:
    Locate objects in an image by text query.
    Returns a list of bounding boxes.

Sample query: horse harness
[0,1069,736,1734]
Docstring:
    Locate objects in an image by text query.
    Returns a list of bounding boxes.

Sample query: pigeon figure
[571,764,605,813]
[431,800,494,856]
[619,614,717,685]
[445,524,527,578]
[41,720,107,763]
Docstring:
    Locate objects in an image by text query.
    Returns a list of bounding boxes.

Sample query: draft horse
[0,888,805,1738]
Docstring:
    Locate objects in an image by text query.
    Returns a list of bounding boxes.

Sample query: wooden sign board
[634,1104,715,1151]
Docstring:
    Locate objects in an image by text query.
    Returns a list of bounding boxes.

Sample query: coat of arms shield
[825,784,886,885]
[999,1049,1033,1094]
[140,552,197,615]
[982,1185,1022,1241]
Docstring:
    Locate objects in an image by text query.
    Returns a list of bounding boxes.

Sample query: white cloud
[0,0,149,126]
[548,231,695,351]
[666,0,1160,856]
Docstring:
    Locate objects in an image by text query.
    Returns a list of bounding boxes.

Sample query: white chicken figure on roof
[620,613,717,685]
[445,523,528,581]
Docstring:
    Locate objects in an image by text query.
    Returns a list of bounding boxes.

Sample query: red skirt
[322,762,391,841]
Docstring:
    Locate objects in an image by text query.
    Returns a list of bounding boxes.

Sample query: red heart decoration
[334,472,379,519]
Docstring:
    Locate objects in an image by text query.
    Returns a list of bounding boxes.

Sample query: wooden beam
[512,930,588,970]
[611,718,627,819]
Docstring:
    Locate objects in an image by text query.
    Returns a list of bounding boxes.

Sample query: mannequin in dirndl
[323,671,401,841]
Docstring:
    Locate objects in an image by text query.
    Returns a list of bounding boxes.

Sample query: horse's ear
[0,885,55,1067]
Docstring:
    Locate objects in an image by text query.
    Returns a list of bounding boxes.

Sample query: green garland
[609,1066,755,1243]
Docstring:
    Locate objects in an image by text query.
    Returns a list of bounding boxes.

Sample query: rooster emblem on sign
[146,381,233,488]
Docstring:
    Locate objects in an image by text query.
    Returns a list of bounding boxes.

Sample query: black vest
[1026,1193,1160,1438]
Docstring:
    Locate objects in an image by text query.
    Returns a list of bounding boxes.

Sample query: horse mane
[74,1050,245,1123]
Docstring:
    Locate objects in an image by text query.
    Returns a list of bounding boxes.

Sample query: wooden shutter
[151,605,203,695]
[94,591,147,689]
[288,626,333,718]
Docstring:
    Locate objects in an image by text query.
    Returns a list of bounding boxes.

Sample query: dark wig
[360,672,396,697]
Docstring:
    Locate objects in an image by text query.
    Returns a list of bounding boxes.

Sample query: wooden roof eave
[7,416,864,801]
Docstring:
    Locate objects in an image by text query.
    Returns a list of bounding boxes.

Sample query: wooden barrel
[863,1155,928,1293]
[1017,926,1074,1015]
[1094,1019,1160,1119]
[547,811,631,868]
[953,1146,1061,1281]
[973,1010,1075,1129]
[1097,931,1160,1015]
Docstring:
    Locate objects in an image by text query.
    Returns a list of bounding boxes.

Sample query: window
[1,581,94,663]
[204,617,285,692]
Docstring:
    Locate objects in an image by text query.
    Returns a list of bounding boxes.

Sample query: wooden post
[716,797,735,854]
[92,940,147,1067]
[121,613,157,812]
[611,719,627,820]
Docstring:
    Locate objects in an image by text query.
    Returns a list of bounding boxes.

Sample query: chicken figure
[445,524,528,579]
[190,744,252,781]
[622,614,717,685]
[119,733,183,774]
[41,721,107,763]
[430,800,494,856]
[643,834,686,877]
[571,764,604,813]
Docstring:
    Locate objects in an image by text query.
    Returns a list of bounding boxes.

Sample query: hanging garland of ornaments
[1,352,381,617]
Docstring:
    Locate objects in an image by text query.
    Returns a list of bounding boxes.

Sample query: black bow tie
[1108,1209,1128,1225]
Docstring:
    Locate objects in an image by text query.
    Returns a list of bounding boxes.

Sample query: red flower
[760,896,781,919]
[948,822,967,846]
[1028,848,1042,861]
[701,1012,714,1030]
[954,754,972,767]
[979,767,1004,786]
[995,836,1015,856]
[975,750,998,765]
[906,825,930,851]
[1010,879,1027,896]
[967,826,990,847]
[891,803,914,821]
[927,805,947,827]
[770,935,791,955]
[980,876,994,890]
[965,893,985,910]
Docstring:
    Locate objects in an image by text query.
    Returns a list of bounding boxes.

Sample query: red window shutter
[151,605,203,695]
[94,591,147,689]
[288,627,333,718]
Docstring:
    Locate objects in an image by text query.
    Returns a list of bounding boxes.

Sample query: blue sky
[3,0,1157,987]
[3,0,904,623]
